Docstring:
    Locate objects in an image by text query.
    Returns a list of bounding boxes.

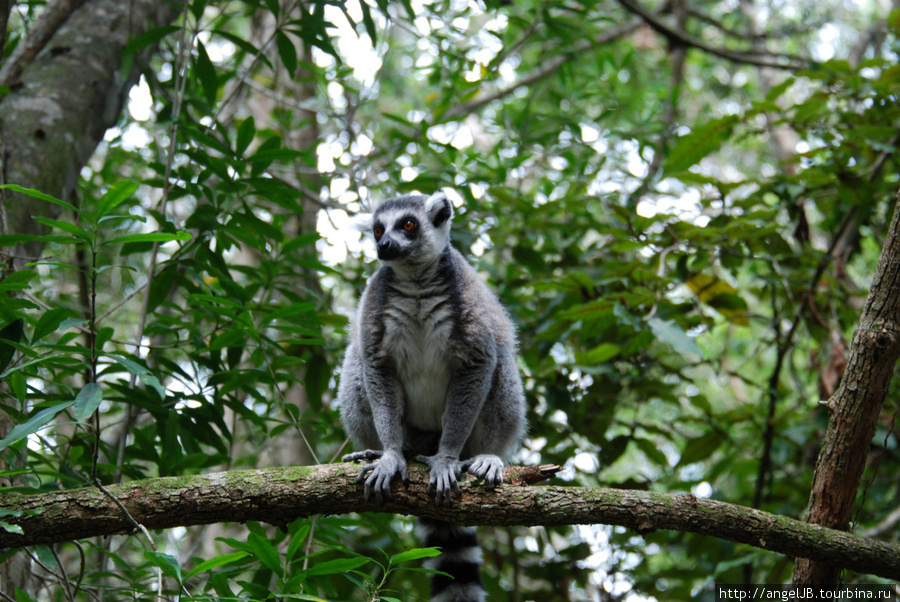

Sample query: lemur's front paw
[461,454,505,490]
[354,449,409,504]
[342,449,383,463]
[414,454,464,506]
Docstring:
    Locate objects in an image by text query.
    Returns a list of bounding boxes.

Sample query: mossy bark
[0,463,897,581]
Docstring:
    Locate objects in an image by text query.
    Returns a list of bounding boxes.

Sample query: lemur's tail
[417,518,487,602]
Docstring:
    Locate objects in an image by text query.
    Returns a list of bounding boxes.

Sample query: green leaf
[106,354,166,399]
[0,271,36,293]
[284,232,321,254]
[32,217,90,242]
[235,117,255,157]
[195,41,218,106]
[143,550,182,582]
[358,1,378,44]
[0,234,80,246]
[276,31,298,75]
[185,551,248,579]
[663,115,739,176]
[388,548,441,566]
[123,24,180,54]
[647,317,701,357]
[74,383,103,422]
[102,231,191,247]
[97,180,140,218]
[0,185,80,215]
[575,343,621,365]
[678,432,725,467]
[0,319,25,374]
[303,556,371,575]
[246,532,283,576]
[0,521,23,535]
[33,308,69,343]
[0,400,76,452]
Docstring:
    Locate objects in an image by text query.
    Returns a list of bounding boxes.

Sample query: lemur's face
[371,195,452,265]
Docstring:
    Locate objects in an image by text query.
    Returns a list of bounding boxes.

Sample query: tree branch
[443,19,643,120]
[1,463,898,581]
[615,0,809,70]
[794,190,900,584]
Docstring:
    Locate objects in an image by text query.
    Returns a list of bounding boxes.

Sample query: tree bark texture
[0,463,898,581]
[0,0,182,262]
[794,191,900,584]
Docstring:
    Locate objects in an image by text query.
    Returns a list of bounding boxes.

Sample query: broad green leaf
[0,521,23,535]
[647,317,701,357]
[276,31,298,75]
[303,556,371,575]
[123,24,180,54]
[106,354,166,399]
[0,400,76,452]
[74,383,103,422]
[575,343,621,365]
[678,432,725,467]
[663,115,739,175]
[235,116,256,157]
[32,217,90,242]
[185,551,248,579]
[102,231,190,247]
[0,185,80,214]
[388,548,441,566]
[0,271,36,292]
[284,232,322,254]
[195,41,218,106]
[143,550,182,582]
[0,234,80,246]
[97,180,140,218]
[33,308,69,343]
[212,30,274,69]
[246,532,283,576]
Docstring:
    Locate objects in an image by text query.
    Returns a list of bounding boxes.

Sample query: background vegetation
[1,0,898,599]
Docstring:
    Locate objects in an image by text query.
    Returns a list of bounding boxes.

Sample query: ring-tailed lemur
[338,191,526,602]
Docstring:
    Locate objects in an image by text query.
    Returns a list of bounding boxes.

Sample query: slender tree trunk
[793,191,900,584]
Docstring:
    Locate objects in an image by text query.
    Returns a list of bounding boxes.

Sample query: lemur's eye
[403,219,416,232]
[373,225,384,239]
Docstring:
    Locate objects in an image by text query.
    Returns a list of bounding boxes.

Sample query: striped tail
[417,518,487,602]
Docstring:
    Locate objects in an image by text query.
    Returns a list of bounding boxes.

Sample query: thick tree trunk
[0,0,182,263]
[0,463,898,581]
[793,191,900,584]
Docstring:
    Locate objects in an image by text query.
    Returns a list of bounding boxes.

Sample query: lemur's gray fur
[338,191,526,602]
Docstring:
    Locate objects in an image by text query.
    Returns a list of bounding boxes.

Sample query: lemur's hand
[347,449,409,504]
[415,453,464,506]
[461,454,505,490]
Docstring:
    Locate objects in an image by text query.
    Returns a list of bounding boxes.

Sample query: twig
[615,0,809,70]
[445,19,644,120]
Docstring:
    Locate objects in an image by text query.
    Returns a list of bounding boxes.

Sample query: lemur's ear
[351,212,375,232]
[425,191,453,228]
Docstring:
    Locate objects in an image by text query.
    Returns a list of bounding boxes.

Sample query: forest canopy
[1,0,899,600]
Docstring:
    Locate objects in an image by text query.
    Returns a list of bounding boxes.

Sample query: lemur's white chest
[383,287,455,431]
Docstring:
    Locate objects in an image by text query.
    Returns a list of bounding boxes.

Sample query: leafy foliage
[1,0,899,600]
